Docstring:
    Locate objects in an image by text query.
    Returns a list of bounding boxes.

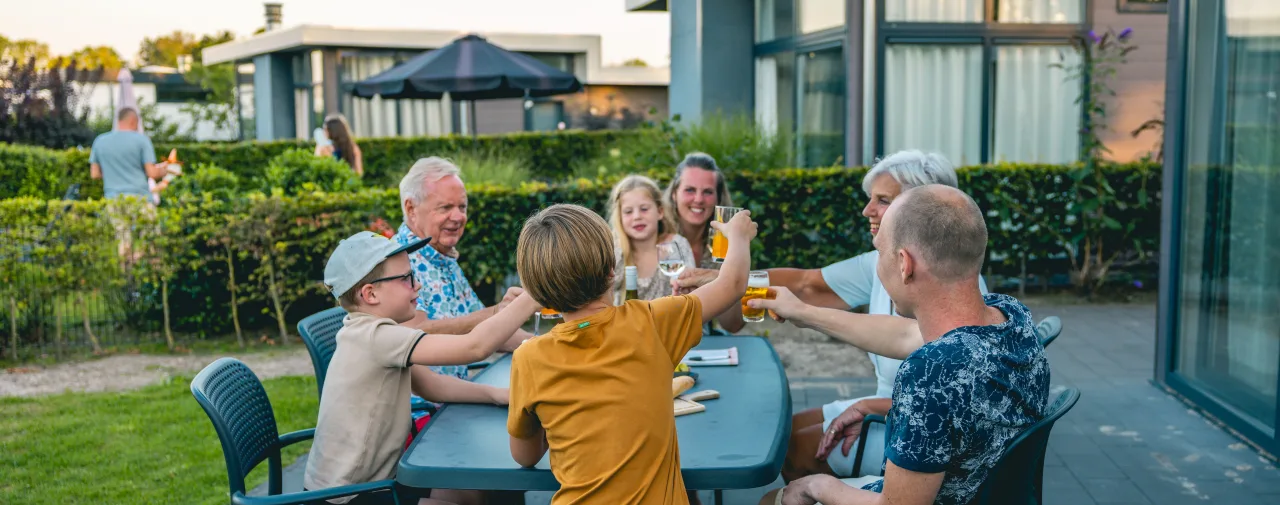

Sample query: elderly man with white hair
[393,157,530,381]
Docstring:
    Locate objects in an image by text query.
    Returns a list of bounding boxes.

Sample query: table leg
[714,489,723,505]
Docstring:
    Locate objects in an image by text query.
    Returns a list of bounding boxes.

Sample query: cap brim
[387,236,432,257]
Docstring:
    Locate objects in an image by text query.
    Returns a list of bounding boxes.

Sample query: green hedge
[0,130,649,200]
[0,161,1163,357]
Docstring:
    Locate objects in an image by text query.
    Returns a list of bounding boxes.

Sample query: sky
[0,0,671,67]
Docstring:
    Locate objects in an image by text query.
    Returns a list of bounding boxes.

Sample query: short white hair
[399,157,463,221]
[861,150,959,195]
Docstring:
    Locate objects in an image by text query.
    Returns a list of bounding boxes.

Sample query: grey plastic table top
[396,335,791,492]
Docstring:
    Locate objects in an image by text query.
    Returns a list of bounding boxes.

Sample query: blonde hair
[606,175,678,268]
[517,204,616,313]
[662,152,734,258]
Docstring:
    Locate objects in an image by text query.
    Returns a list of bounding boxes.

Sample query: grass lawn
[0,374,318,505]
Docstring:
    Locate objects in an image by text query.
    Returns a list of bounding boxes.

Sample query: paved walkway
[262,302,1280,504]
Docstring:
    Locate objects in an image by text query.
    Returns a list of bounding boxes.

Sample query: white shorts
[821,396,887,478]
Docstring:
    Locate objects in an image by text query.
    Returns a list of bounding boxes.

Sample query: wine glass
[657,241,685,295]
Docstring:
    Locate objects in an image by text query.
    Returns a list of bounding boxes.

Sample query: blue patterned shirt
[394,223,485,383]
[864,293,1050,505]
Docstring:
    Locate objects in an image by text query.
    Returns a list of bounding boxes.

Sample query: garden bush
[0,161,1164,358]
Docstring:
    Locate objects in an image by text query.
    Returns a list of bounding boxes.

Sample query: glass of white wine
[657,241,686,295]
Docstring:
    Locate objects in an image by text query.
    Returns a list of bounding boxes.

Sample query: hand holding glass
[710,206,743,263]
[741,271,773,323]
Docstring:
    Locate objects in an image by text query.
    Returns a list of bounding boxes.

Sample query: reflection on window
[798,0,845,34]
[997,0,1082,23]
[992,45,1081,163]
[757,0,795,42]
[797,47,845,167]
[1175,0,1280,430]
[885,0,982,23]
[883,44,982,165]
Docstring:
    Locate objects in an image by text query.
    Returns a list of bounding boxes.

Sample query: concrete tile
[1081,478,1153,504]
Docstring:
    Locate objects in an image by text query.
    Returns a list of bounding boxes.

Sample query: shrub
[260,149,362,195]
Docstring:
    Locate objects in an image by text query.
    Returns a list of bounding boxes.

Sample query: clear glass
[742,271,771,323]
[884,0,983,22]
[992,45,1082,163]
[657,241,687,279]
[883,44,983,165]
[997,0,1082,23]
[797,0,845,34]
[711,206,744,263]
[1174,0,1280,431]
[796,46,846,167]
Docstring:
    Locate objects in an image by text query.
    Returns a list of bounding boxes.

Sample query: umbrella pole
[469,100,478,139]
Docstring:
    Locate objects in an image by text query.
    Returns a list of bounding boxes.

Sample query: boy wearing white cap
[304,231,539,505]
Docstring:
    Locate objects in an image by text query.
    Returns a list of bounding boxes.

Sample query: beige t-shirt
[303,311,425,499]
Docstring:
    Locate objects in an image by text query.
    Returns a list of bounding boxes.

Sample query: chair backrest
[1036,316,1063,348]
[967,388,1081,505]
[297,306,348,398]
[190,358,282,497]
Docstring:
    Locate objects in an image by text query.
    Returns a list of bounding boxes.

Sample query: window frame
[873,0,1092,164]
[1117,0,1168,14]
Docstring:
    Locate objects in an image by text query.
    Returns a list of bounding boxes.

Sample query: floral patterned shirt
[394,223,484,383]
[863,293,1050,505]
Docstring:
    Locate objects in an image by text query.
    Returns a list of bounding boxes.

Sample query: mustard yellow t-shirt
[507,295,704,505]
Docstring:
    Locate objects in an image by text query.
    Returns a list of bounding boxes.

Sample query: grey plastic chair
[190,357,400,505]
[1036,316,1063,348]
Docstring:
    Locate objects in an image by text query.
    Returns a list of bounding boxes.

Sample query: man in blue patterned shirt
[754,185,1050,505]
[395,157,530,384]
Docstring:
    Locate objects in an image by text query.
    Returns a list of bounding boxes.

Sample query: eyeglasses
[368,271,417,289]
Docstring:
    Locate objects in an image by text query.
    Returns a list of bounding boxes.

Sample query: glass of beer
[741,271,771,323]
[711,206,743,263]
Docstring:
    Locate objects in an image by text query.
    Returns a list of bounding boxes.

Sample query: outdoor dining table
[396,335,791,503]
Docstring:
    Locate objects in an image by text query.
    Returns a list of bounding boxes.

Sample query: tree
[66,46,123,71]
[0,38,52,67]
[137,31,198,67]
[622,58,649,67]
[0,56,100,148]
[181,30,238,138]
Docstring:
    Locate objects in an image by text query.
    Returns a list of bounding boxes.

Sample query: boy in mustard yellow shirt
[506,204,757,505]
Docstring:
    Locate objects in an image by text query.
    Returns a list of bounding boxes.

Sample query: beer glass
[741,271,771,323]
[711,206,743,263]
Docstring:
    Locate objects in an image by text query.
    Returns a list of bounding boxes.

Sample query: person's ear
[898,248,915,284]
[360,283,379,306]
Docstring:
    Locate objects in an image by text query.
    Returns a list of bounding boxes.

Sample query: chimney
[264,3,283,31]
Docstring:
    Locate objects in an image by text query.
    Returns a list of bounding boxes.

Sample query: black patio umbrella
[352,34,584,101]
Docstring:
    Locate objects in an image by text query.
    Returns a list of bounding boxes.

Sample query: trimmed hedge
[0,130,648,200]
[0,162,1162,356]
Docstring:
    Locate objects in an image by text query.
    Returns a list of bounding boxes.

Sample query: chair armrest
[853,414,887,477]
[277,428,316,448]
[231,480,397,505]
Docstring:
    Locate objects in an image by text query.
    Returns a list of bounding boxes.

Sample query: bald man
[755,185,1051,505]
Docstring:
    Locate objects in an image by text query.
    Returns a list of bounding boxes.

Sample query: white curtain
[992,45,1081,163]
[798,48,845,166]
[756,57,780,134]
[341,54,450,138]
[883,45,982,165]
[884,0,982,22]
[797,0,845,33]
[997,0,1082,23]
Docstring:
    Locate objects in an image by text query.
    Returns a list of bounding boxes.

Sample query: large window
[755,0,846,167]
[876,0,1086,164]
[1171,0,1280,437]
[883,44,983,165]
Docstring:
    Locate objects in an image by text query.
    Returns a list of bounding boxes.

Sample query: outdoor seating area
[2,1,1279,505]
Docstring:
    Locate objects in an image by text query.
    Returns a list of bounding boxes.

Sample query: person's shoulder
[340,311,419,341]
[985,293,1033,324]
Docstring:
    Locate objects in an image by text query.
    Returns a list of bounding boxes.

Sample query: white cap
[323,231,431,299]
